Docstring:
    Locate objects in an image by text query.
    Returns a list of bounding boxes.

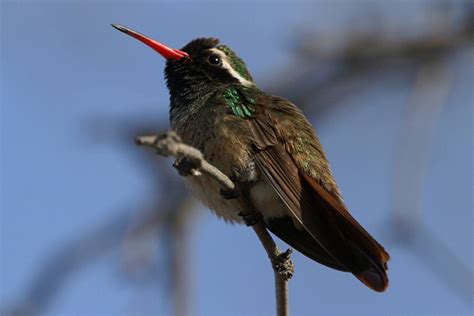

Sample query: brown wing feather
[247,97,390,292]
[254,146,347,271]
[265,216,347,271]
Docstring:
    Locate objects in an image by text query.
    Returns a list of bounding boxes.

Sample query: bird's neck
[170,79,219,103]
[168,80,225,124]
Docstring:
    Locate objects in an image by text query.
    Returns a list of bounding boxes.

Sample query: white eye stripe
[209,48,253,87]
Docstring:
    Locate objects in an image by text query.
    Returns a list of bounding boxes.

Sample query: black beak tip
[111,23,128,34]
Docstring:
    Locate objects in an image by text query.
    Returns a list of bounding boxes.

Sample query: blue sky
[1,1,472,315]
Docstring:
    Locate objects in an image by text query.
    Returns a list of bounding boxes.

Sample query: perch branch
[136,131,294,316]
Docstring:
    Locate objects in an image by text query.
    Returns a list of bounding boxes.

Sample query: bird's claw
[220,187,241,199]
[272,249,294,280]
[238,211,262,226]
[173,157,200,176]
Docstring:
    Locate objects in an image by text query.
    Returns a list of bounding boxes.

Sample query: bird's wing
[247,95,390,292]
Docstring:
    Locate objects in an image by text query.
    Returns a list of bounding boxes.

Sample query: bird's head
[112,24,254,100]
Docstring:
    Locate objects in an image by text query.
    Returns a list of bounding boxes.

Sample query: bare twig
[136,132,235,191]
[136,131,294,316]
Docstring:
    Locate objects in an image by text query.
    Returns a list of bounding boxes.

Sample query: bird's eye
[208,55,221,65]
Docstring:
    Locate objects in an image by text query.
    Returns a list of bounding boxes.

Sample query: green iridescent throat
[223,87,255,118]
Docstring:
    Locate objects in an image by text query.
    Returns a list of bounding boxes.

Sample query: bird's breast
[171,109,254,223]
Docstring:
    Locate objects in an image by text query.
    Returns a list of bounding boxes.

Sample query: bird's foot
[272,249,294,280]
[238,211,262,226]
[219,174,241,199]
[173,157,200,176]
[220,187,241,199]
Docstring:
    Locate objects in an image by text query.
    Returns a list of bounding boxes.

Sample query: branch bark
[136,131,294,316]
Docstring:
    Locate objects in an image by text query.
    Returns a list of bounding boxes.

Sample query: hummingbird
[112,24,390,292]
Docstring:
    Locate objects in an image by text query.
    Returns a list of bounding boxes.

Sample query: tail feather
[252,145,390,292]
[267,215,389,292]
[266,216,347,272]
[356,263,389,292]
[302,174,390,291]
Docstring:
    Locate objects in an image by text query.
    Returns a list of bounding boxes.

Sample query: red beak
[112,24,189,60]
